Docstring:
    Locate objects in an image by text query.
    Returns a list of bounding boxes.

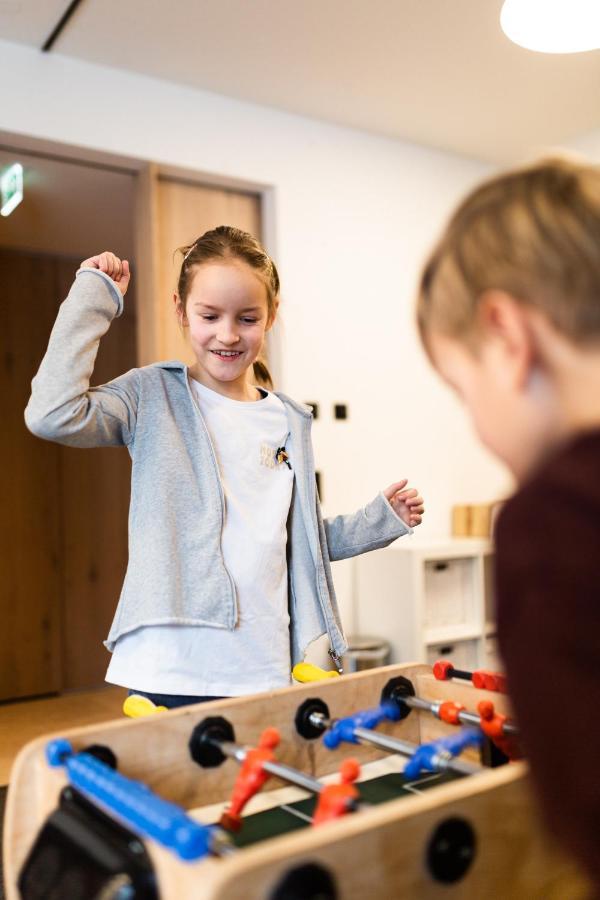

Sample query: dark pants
[127,689,226,709]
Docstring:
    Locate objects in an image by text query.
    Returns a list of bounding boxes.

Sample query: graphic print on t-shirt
[260,443,277,469]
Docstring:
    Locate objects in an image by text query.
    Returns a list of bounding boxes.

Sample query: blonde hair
[176,225,279,389]
[416,156,600,357]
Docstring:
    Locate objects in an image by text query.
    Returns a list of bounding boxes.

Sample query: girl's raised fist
[80,251,130,297]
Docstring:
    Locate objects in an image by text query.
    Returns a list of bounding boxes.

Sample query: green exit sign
[1,163,24,217]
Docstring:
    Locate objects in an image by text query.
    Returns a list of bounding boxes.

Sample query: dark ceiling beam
[42,0,86,53]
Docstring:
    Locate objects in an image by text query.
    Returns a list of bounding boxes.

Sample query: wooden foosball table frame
[3,663,591,899]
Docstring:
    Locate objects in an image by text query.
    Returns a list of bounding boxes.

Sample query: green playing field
[231,770,461,848]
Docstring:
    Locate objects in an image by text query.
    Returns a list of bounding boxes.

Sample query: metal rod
[404,696,437,713]
[352,727,480,776]
[209,831,236,857]
[219,742,247,765]
[421,750,480,776]
[352,727,418,758]
[261,760,324,794]
[219,742,324,794]
[42,0,86,52]
[308,713,481,777]
[403,695,519,736]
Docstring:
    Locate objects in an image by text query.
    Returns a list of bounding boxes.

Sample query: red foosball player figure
[438,700,466,725]
[219,727,280,832]
[477,700,522,761]
[312,758,360,826]
[433,659,508,694]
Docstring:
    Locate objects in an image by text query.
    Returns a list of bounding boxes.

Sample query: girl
[26,226,424,709]
[416,158,600,890]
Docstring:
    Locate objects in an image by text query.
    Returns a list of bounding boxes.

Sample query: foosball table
[3,662,591,899]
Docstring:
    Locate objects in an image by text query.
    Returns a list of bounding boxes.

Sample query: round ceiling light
[500,0,600,53]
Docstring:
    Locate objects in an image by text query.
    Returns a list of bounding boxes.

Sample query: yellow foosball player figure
[123,694,168,717]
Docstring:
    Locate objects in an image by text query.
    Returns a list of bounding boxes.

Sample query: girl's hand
[80,251,131,297]
[383,480,425,528]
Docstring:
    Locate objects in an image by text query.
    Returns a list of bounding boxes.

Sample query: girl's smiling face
[176,260,275,400]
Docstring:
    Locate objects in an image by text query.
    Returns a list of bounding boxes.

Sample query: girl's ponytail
[253,357,273,390]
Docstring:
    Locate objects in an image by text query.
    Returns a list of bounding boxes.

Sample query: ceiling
[1,0,599,163]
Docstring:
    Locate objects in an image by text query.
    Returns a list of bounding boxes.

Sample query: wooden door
[0,248,137,700]
[135,170,262,365]
[0,249,63,700]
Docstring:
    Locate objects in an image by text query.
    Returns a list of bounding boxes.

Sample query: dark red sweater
[495,429,600,888]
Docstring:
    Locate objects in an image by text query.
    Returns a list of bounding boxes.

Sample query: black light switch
[306,402,319,419]
[334,404,347,420]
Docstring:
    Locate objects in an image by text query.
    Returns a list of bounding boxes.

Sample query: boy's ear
[478,290,534,389]
[174,293,188,326]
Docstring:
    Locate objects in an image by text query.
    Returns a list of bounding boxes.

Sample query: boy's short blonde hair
[417,157,600,356]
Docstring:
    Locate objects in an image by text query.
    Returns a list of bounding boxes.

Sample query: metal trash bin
[342,636,391,673]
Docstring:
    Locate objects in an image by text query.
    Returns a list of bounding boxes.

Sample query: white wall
[559,127,600,161]
[0,40,514,633]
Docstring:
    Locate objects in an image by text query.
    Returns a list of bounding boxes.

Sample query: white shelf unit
[354,538,498,670]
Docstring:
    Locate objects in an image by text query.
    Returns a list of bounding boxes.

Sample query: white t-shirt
[106,379,294,696]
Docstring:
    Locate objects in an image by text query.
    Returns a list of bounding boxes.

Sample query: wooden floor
[0,686,127,785]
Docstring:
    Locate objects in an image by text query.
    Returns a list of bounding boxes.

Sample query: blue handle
[323,701,400,749]
[403,728,483,779]
[46,739,214,861]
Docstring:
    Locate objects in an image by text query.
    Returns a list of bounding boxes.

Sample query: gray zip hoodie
[25,269,411,666]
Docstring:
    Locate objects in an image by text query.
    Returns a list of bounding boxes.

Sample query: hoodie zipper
[328,648,344,674]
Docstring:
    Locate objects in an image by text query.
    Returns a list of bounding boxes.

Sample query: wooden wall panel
[0,249,63,700]
[155,179,261,363]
